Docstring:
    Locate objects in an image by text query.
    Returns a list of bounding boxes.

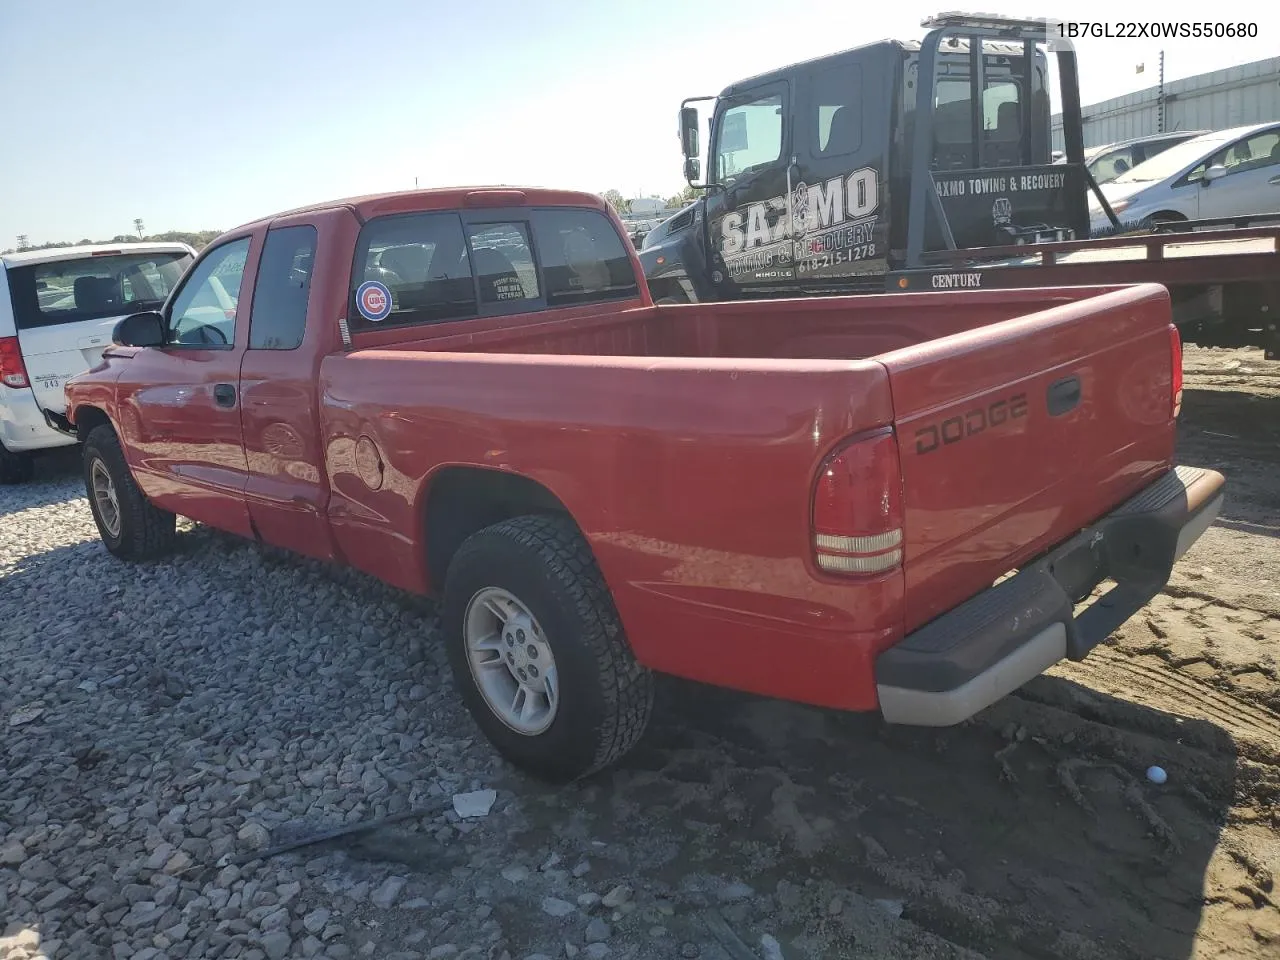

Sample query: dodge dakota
[60,185,1225,782]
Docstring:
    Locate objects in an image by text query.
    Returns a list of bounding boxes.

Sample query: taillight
[1169,323,1183,419]
[0,336,29,389]
[812,428,904,575]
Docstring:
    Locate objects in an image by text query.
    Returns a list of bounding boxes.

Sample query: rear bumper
[0,385,78,452]
[875,465,1225,726]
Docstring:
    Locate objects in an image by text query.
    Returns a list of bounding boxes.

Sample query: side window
[1093,147,1136,181]
[934,79,971,145]
[248,225,317,350]
[464,222,540,306]
[167,237,251,348]
[531,208,639,307]
[715,90,784,182]
[983,81,1020,140]
[1221,131,1280,174]
[808,63,861,160]
[351,213,475,330]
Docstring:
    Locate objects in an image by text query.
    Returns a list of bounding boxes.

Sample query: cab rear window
[6,251,192,329]
[348,206,637,332]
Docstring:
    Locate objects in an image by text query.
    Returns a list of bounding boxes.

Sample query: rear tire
[442,514,654,782]
[1142,211,1186,231]
[0,440,34,485]
[82,424,177,560]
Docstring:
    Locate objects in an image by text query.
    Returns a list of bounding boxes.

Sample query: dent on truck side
[316,350,907,711]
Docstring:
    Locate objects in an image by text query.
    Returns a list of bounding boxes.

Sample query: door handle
[213,383,236,408]
[1269,175,1280,185]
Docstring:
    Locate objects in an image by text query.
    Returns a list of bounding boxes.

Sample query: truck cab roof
[720,36,1033,96]
[234,186,613,234]
[1,241,194,269]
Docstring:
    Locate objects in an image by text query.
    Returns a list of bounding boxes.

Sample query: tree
[601,190,631,215]
[16,234,28,251]
[664,184,700,209]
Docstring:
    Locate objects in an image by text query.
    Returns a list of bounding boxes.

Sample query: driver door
[113,232,261,537]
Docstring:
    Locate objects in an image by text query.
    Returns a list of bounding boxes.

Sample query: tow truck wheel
[442,514,655,783]
[82,425,177,561]
[0,440,34,485]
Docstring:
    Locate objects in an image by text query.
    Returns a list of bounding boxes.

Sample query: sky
[0,0,1276,245]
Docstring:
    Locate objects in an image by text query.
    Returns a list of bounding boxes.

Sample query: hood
[1088,180,1150,213]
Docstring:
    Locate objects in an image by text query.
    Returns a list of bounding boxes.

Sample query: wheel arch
[419,465,582,594]
[73,405,113,443]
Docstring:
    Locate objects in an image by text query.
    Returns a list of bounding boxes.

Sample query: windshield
[1111,135,1230,184]
[7,250,192,329]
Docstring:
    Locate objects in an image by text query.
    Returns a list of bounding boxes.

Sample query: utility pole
[1157,50,1166,134]
[16,234,28,251]
[134,218,145,239]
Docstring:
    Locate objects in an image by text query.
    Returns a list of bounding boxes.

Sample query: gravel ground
[2,345,1279,960]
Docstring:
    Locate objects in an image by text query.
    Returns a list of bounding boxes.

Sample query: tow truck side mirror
[683,157,701,183]
[679,107,699,160]
[113,311,166,348]
[1203,164,1226,184]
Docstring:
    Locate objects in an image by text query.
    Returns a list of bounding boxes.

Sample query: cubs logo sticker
[356,280,393,322]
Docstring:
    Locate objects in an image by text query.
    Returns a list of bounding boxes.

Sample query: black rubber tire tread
[441,514,654,783]
[83,424,177,561]
[0,440,34,484]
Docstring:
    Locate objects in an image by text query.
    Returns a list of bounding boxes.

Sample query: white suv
[1,241,195,482]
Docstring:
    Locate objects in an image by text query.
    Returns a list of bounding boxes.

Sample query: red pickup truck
[60,186,1224,782]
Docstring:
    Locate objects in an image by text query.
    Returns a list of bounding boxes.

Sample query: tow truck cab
[641,14,1094,303]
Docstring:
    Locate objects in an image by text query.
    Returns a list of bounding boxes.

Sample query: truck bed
[381,285,1115,361]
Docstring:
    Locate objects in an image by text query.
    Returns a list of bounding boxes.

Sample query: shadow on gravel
[485,673,1241,960]
[0,446,82,516]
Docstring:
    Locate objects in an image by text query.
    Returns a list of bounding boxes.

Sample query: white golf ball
[1146,765,1167,784]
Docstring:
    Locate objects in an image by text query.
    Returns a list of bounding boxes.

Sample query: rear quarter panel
[319,351,902,709]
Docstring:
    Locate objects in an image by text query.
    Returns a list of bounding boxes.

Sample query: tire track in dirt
[1075,644,1280,765]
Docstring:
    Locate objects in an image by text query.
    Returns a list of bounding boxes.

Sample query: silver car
[1088,121,1280,235]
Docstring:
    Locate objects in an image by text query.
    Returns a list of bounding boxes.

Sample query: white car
[1,241,195,482]
[1089,121,1280,235]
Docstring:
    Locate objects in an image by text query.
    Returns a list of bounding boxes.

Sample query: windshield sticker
[719,167,881,280]
[356,280,393,322]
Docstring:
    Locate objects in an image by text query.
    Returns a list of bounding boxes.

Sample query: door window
[715,91,784,182]
[809,64,862,159]
[167,237,251,348]
[1217,131,1280,175]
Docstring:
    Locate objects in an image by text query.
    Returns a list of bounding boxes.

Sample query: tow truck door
[790,54,889,287]
[704,79,795,293]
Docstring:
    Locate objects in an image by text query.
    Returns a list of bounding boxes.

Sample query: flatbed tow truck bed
[887,221,1280,358]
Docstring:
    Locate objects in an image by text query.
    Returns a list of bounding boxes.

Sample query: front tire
[82,425,177,560]
[442,515,654,782]
[0,440,34,485]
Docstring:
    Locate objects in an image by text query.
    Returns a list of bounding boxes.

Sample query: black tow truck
[640,12,1280,358]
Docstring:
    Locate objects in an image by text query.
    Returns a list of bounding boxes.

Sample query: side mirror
[679,106,699,159]
[1203,164,1226,184]
[683,157,701,183]
[112,311,166,347]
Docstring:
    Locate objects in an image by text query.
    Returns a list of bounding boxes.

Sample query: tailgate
[17,316,120,413]
[879,284,1178,633]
